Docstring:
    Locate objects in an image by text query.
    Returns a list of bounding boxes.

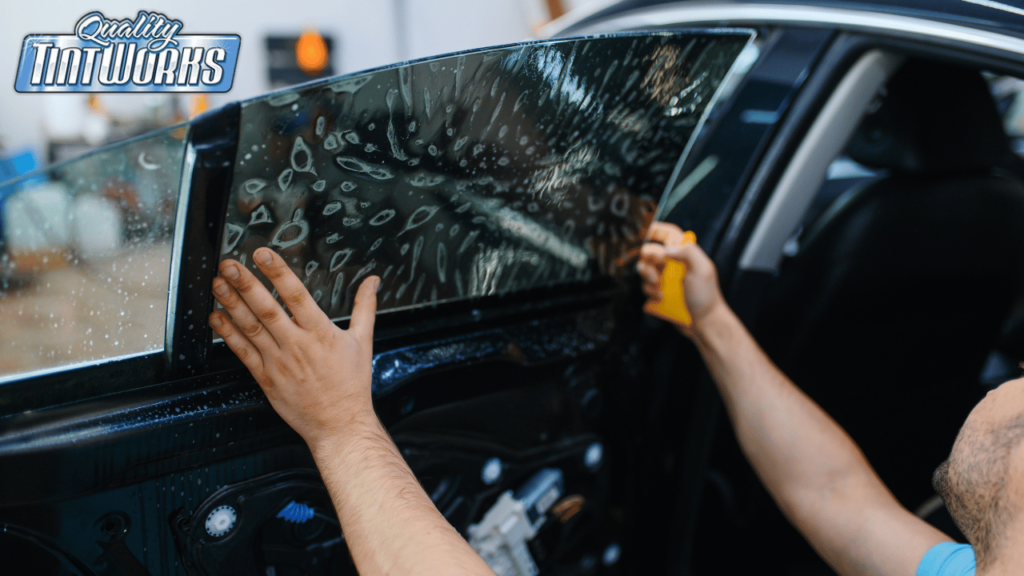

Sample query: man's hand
[208,247,495,576]
[637,222,726,336]
[208,247,379,452]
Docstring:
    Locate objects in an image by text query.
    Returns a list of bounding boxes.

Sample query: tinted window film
[222,32,753,319]
[0,129,186,378]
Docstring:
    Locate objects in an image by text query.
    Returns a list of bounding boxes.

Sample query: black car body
[4,1,1024,574]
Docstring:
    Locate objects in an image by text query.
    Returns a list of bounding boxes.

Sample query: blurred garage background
[0,0,606,169]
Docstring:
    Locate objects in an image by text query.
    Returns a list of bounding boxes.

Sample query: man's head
[933,377,1024,570]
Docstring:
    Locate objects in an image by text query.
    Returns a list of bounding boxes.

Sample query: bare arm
[209,247,494,576]
[638,225,950,576]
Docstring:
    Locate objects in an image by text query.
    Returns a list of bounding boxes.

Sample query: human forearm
[691,300,950,576]
[691,304,888,516]
[639,234,950,575]
[311,409,495,576]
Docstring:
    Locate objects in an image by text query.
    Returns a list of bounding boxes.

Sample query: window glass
[0,128,186,379]
[222,32,753,319]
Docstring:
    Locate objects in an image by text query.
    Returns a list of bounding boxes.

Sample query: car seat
[754,59,1024,508]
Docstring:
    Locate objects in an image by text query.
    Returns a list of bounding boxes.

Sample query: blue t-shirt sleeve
[916,542,976,576]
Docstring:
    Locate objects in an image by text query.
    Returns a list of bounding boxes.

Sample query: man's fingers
[665,242,711,272]
[219,258,299,342]
[348,276,380,341]
[212,276,281,351]
[209,311,266,378]
[647,221,685,245]
[636,261,662,285]
[639,243,668,269]
[252,247,329,330]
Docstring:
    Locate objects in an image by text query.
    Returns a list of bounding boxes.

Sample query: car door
[0,28,819,576]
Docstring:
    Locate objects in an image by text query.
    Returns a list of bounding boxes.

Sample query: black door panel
[0,29,770,576]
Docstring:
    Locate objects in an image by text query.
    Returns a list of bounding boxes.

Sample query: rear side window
[0,129,186,379]
[221,31,754,319]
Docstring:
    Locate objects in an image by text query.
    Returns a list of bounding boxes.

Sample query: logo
[15,11,239,92]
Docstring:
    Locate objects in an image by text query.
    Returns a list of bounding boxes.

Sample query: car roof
[567,0,1024,38]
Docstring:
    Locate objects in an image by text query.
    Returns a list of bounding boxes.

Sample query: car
[4,1,1024,574]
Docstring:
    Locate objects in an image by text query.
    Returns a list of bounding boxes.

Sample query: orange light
[189,95,209,119]
[296,29,329,76]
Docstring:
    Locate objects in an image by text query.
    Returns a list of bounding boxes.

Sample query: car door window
[0,128,186,379]
[220,31,754,320]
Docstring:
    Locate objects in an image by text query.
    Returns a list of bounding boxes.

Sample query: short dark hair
[933,413,1024,569]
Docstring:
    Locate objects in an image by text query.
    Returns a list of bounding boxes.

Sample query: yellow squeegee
[643,230,697,327]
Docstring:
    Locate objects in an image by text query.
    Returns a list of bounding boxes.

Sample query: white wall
[1,0,608,164]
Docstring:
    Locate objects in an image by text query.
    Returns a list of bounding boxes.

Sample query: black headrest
[847,59,1012,174]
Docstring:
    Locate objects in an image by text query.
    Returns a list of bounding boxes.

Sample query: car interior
[690,51,1024,574]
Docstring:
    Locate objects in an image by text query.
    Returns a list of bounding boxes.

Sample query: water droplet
[330,248,354,271]
[458,230,480,255]
[336,156,394,180]
[329,75,371,94]
[244,179,266,195]
[409,236,424,281]
[513,91,529,112]
[399,205,439,235]
[369,209,396,226]
[138,152,160,170]
[278,169,293,192]
[249,205,273,226]
[222,223,243,253]
[408,173,444,187]
[331,272,346,309]
[610,193,629,218]
[437,243,447,283]
[291,137,314,173]
[269,210,309,249]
